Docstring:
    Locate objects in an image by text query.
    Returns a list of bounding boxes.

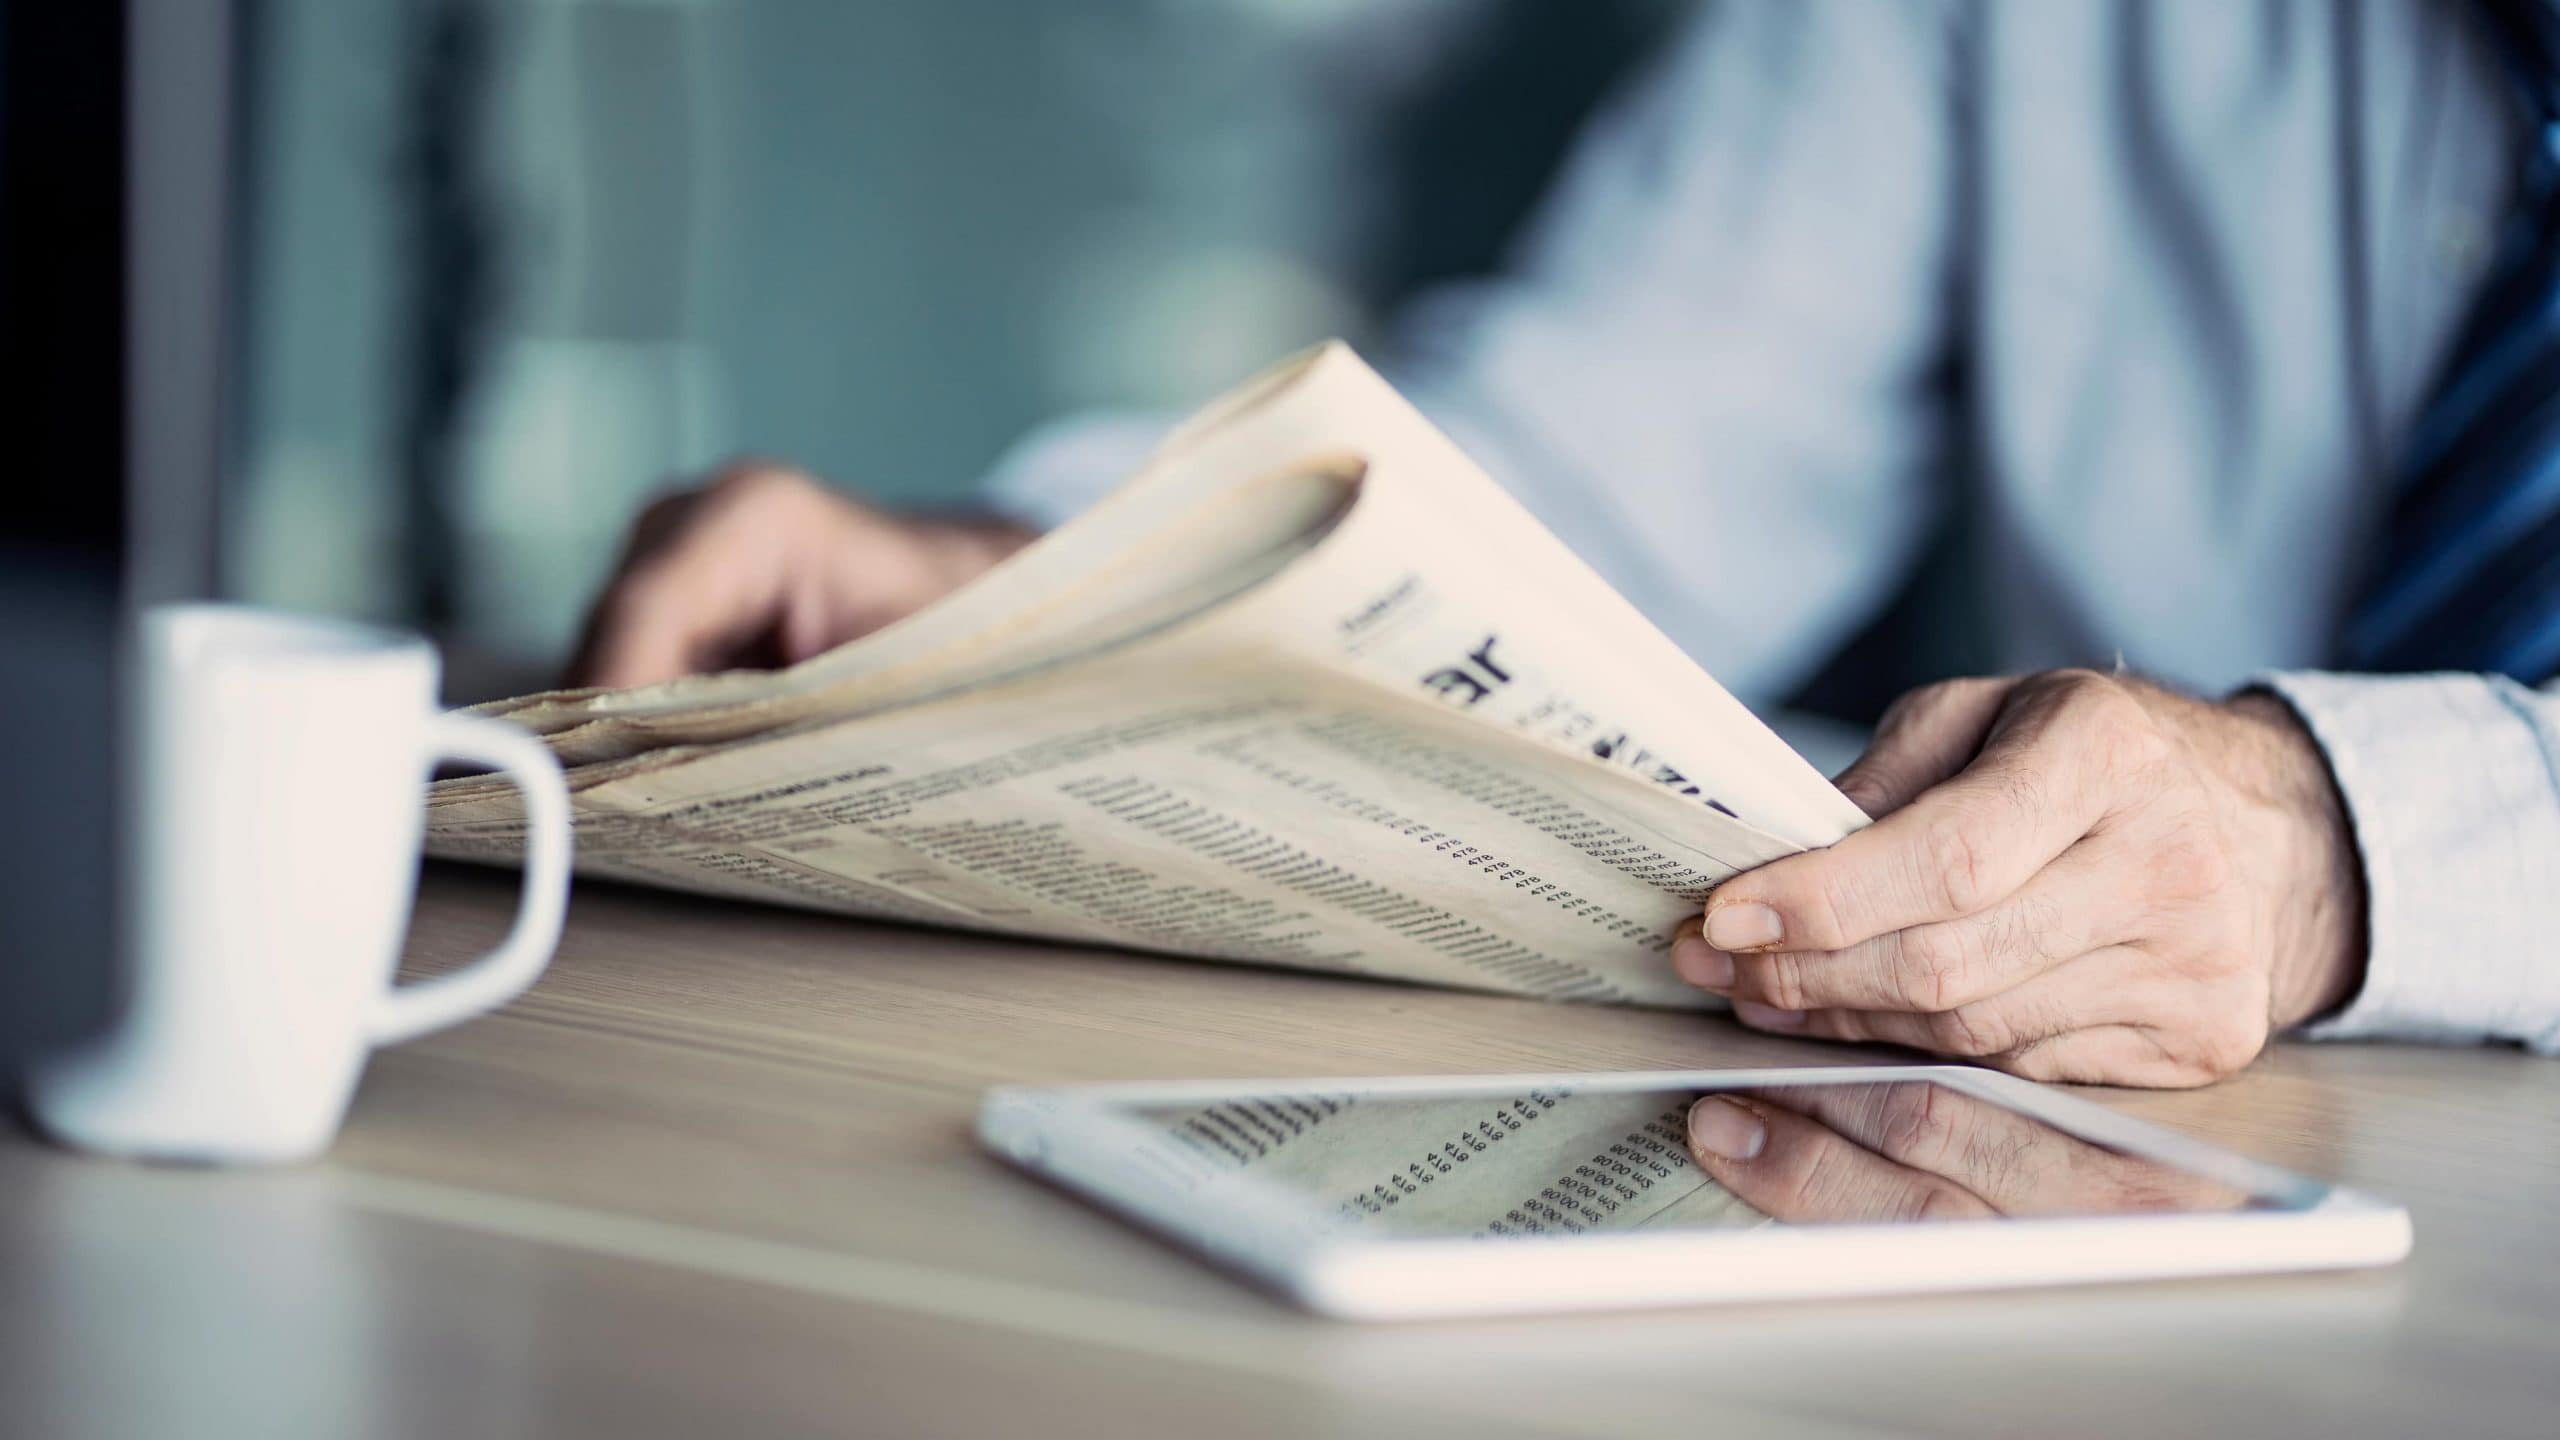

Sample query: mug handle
[369,712,574,1046]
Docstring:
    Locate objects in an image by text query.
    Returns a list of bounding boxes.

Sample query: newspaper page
[431,642,1795,1007]
[429,344,1866,1007]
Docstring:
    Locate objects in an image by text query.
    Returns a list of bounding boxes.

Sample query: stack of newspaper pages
[429,344,1867,1008]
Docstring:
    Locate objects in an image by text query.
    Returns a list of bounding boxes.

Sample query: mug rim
[145,601,433,667]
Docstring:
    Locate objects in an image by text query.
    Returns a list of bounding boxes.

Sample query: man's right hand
[1684,1081,2249,1223]
[567,462,1038,690]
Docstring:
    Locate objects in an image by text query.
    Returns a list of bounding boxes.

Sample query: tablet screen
[1118,1079,2259,1240]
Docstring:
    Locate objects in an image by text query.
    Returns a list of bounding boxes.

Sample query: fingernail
[1670,936,1735,989]
[1707,901,1783,951]
[1688,1097,1766,1161]
[1733,1000,1807,1031]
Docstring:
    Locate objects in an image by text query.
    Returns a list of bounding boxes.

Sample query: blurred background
[230,0,1687,697]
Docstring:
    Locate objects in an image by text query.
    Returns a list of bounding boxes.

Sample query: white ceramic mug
[28,604,571,1164]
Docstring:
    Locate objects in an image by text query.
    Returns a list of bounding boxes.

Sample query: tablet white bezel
[977,1064,2411,1320]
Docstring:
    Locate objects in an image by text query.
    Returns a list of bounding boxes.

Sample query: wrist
[2223,691,2368,1027]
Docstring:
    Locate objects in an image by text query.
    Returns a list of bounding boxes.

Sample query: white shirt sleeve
[988,0,1966,706]
[2263,671,2560,1055]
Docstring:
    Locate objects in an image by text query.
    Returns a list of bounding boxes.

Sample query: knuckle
[2017,667,2109,717]
[1890,924,1970,1011]
[2022,670,2172,803]
[1920,811,1991,915]
[1774,870,1857,953]
[2046,666,2128,720]
[1752,952,1811,1012]
[1898,679,1972,726]
[2049,667,2123,705]
[705,458,813,501]
[2194,1015,2268,1080]
[1806,883,1861,952]
[701,464,836,533]
[2147,819,2234,902]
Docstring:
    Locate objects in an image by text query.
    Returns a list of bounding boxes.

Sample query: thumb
[1832,676,2014,817]
[567,573,713,690]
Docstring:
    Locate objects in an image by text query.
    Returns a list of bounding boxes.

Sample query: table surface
[6,865,2557,1439]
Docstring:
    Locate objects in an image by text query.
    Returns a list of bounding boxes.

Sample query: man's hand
[1682,1081,2250,1221]
[1670,670,2367,1087]
[568,462,1037,690]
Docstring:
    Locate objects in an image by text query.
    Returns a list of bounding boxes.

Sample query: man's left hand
[1670,670,2367,1087]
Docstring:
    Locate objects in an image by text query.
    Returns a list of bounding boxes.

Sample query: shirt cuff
[2260,670,2560,1054]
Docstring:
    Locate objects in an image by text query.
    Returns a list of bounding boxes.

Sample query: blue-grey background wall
[231,0,1677,689]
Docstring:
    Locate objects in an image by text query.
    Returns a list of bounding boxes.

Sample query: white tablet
[978,1065,2410,1319]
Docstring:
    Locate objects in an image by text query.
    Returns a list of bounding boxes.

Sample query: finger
[1777,1080,2250,1216]
[568,492,700,687]
[1742,945,2156,1060]
[569,579,697,690]
[1713,834,2142,1012]
[1667,913,1736,992]
[568,487,801,688]
[1684,1095,1995,1224]
[572,565,772,690]
[1706,671,2152,955]
[1831,676,2013,817]
[1776,938,2273,1089]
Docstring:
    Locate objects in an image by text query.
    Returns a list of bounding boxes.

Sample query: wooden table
[6,866,2556,1438]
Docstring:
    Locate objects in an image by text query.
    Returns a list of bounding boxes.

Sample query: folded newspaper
[429,343,1868,1008]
